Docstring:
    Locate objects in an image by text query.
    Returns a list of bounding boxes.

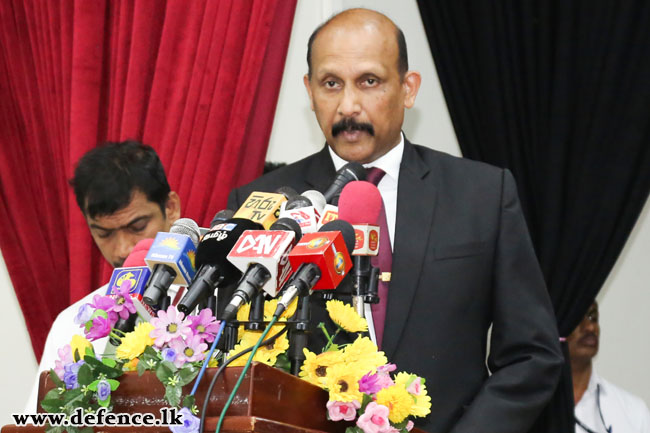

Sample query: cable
[190,320,227,396]
[198,324,289,433]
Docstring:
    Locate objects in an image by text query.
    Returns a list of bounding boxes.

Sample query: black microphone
[322,162,366,205]
[210,209,235,229]
[177,218,263,315]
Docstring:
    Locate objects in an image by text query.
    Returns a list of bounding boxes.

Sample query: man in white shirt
[569,301,650,432]
[24,140,181,411]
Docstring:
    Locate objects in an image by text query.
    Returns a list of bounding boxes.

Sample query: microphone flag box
[106,266,155,318]
[289,231,352,290]
[145,232,196,285]
[227,229,296,297]
[317,204,339,229]
[280,205,320,234]
[352,224,380,256]
[234,191,287,229]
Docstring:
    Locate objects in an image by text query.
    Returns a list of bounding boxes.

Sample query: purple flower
[162,347,177,363]
[169,335,207,368]
[85,315,112,341]
[63,360,84,390]
[109,283,137,320]
[356,402,390,433]
[96,379,111,401]
[358,371,394,394]
[150,306,193,348]
[54,345,73,380]
[188,309,220,343]
[170,407,200,433]
[327,400,360,421]
[74,304,94,326]
[91,295,118,323]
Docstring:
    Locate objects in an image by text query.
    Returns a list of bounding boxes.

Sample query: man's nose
[337,86,361,117]
[115,231,137,264]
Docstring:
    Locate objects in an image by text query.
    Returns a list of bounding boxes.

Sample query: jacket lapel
[382,139,439,359]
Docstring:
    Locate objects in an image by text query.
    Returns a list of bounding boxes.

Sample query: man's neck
[571,360,593,404]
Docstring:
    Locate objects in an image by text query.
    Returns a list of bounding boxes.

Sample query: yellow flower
[236,302,251,336]
[375,383,414,424]
[326,300,368,333]
[116,322,155,360]
[70,335,93,361]
[300,349,346,387]
[208,355,219,368]
[324,363,364,402]
[394,372,431,417]
[264,297,298,321]
[123,358,139,371]
[343,336,387,372]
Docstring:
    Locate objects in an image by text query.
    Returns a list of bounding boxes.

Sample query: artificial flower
[327,400,360,421]
[150,306,193,348]
[263,297,298,321]
[326,300,368,333]
[162,347,177,363]
[375,384,414,424]
[344,336,387,372]
[109,282,137,320]
[116,322,155,360]
[188,308,220,343]
[300,349,346,387]
[236,329,290,366]
[74,304,94,326]
[324,363,364,403]
[169,335,208,368]
[53,345,73,380]
[356,402,390,433]
[169,407,200,433]
[394,372,431,417]
[123,358,139,371]
[90,294,118,323]
[96,379,111,402]
[70,335,93,361]
[63,360,84,390]
[85,315,112,341]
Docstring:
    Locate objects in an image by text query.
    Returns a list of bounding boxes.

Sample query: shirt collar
[328,132,404,182]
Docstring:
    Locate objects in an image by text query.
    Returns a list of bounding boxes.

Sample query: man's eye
[324,80,338,88]
[367,78,376,85]
[130,223,147,233]
[96,231,112,239]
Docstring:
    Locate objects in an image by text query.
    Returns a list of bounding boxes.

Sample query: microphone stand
[288,294,311,376]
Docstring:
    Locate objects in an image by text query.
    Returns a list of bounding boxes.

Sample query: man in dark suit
[228,8,562,433]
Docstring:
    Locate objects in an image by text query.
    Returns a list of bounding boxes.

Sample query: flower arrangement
[300,300,431,433]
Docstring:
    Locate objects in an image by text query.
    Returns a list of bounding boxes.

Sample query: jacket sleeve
[450,169,564,433]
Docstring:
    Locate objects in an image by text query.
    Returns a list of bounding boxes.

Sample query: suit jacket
[227,139,563,433]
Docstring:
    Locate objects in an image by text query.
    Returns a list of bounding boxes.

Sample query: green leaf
[78,428,94,433]
[87,380,99,391]
[44,387,62,401]
[137,358,148,376]
[274,353,291,373]
[45,426,65,433]
[85,346,95,358]
[62,388,83,405]
[76,363,93,386]
[84,356,123,379]
[177,364,199,386]
[107,379,120,391]
[326,343,340,352]
[48,369,64,388]
[165,385,182,407]
[360,393,373,411]
[182,395,195,409]
[40,397,63,413]
[345,427,363,433]
[98,395,111,407]
[102,358,117,368]
[156,361,175,384]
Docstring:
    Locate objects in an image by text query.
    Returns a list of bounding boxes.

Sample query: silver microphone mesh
[170,218,201,247]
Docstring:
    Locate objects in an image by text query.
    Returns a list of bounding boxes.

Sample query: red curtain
[0,0,297,360]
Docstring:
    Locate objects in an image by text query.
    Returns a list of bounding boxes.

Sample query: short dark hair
[306,17,408,79]
[70,140,171,219]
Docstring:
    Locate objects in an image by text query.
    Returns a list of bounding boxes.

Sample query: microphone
[280,190,326,234]
[221,218,302,322]
[275,186,299,201]
[338,181,383,316]
[210,209,235,229]
[322,162,366,205]
[142,218,201,307]
[275,219,355,316]
[177,218,263,315]
[232,187,293,229]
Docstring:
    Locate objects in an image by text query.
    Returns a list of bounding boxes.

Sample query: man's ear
[402,70,422,109]
[165,191,181,223]
[304,74,315,111]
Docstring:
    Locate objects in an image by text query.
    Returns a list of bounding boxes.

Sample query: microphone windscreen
[196,218,264,267]
[270,217,303,241]
[285,195,312,210]
[302,190,326,213]
[123,249,149,267]
[319,220,356,253]
[132,238,155,254]
[275,186,299,200]
[170,218,201,247]
[338,181,383,225]
[210,209,235,229]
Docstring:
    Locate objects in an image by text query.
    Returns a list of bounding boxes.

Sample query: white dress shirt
[575,369,650,433]
[328,133,404,248]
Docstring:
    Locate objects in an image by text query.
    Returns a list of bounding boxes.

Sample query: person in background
[569,301,650,433]
[24,140,180,411]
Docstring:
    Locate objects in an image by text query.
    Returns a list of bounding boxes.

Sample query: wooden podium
[2,363,349,433]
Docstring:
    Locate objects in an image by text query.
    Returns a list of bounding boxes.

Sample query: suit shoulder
[411,143,506,183]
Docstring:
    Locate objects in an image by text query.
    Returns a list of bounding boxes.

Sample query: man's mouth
[579,333,598,347]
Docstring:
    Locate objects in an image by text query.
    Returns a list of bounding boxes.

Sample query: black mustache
[332,118,374,137]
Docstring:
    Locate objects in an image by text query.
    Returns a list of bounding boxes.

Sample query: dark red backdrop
[0,0,297,360]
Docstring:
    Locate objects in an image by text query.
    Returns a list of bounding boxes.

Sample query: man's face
[85,190,180,267]
[567,302,600,364]
[304,18,420,164]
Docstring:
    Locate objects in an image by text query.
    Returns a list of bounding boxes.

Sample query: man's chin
[329,140,377,164]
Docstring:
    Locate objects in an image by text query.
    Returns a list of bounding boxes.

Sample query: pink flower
[376,364,397,374]
[356,402,390,433]
[85,315,112,341]
[109,282,137,320]
[359,371,394,394]
[91,295,118,323]
[406,377,421,396]
[53,345,73,380]
[406,421,414,431]
[327,400,361,421]
[150,306,193,348]
[188,309,220,343]
[168,335,207,368]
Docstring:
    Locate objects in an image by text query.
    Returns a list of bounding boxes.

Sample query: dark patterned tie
[365,167,392,349]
